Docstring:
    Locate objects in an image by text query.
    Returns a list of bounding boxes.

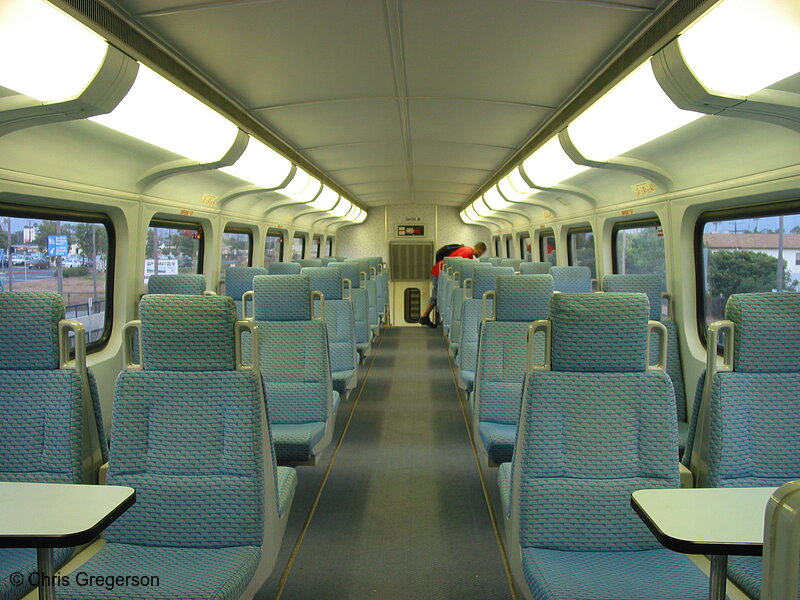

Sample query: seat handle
[235,320,260,373]
[646,320,668,372]
[122,320,142,369]
[58,320,87,378]
[527,320,551,372]
[481,290,496,321]
[342,278,352,301]
[242,290,254,320]
[311,291,325,320]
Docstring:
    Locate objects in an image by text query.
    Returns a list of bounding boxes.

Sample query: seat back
[147,274,206,295]
[252,275,332,426]
[0,292,106,484]
[519,261,551,275]
[500,258,522,271]
[268,262,301,275]
[330,262,370,348]
[446,262,478,339]
[486,257,503,266]
[551,266,592,293]
[107,294,272,550]
[602,274,686,423]
[511,293,678,551]
[696,293,800,488]
[226,266,268,317]
[320,257,337,266]
[296,259,323,268]
[476,275,553,424]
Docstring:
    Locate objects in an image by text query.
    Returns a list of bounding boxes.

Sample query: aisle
[268,326,514,600]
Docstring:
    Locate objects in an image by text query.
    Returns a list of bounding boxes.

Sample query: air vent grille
[389,243,433,281]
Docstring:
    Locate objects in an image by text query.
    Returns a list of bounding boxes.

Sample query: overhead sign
[47,235,69,257]
[144,259,178,282]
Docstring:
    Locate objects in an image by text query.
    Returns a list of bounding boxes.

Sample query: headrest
[519,262,551,275]
[267,262,301,275]
[486,258,503,266]
[495,275,553,322]
[345,258,371,278]
[0,292,63,370]
[140,294,237,371]
[500,258,522,270]
[726,293,800,373]
[148,274,205,295]
[226,267,267,300]
[550,293,649,373]
[329,262,360,287]
[443,256,469,269]
[301,267,342,300]
[320,257,336,266]
[296,259,323,268]
[473,266,515,298]
[602,274,664,321]
[551,266,592,293]
[253,275,311,321]
[478,256,490,262]
[459,261,478,284]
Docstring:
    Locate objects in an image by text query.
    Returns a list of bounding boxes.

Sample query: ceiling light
[678,0,800,97]
[460,209,474,224]
[281,168,322,202]
[93,65,240,163]
[0,0,108,102]
[483,186,512,211]
[309,186,339,211]
[330,198,353,218]
[498,174,529,202]
[464,204,482,222]
[472,198,493,218]
[352,209,367,224]
[521,136,588,187]
[567,61,702,162]
[342,205,360,221]
[220,137,293,188]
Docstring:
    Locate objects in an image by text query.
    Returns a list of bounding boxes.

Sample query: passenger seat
[226,266,267,317]
[551,265,592,293]
[519,261,551,275]
[58,294,296,600]
[148,273,206,295]
[268,262,301,275]
[329,261,372,360]
[499,293,710,600]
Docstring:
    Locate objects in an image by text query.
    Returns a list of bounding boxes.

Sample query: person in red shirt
[419,242,486,328]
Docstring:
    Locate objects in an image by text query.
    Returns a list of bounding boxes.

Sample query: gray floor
[257,326,515,600]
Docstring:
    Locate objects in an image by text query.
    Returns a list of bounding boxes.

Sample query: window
[0,207,114,348]
[520,235,531,261]
[264,230,284,264]
[612,220,665,278]
[567,227,596,278]
[326,237,334,257]
[311,235,322,259]
[696,206,800,332]
[221,228,252,271]
[539,230,556,265]
[505,235,514,259]
[292,234,306,260]
[145,220,203,284]
[493,236,501,257]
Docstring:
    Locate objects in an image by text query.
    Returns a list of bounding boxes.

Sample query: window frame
[221,226,253,268]
[610,217,663,275]
[693,199,800,346]
[538,229,556,264]
[505,234,514,259]
[147,218,205,276]
[0,201,116,352]
[519,234,531,261]
[326,237,334,257]
[264,229,284,264]
[311,234,323,259]
[566,225,596,276]
[292,233,307,260]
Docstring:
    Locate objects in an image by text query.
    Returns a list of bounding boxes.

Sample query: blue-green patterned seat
[502,293,709,600]
[59,295,296,600]
[519,261,551,275]
[267,262,301,275]
[225,267,267,317]
[147,273,206,295]
[330,262,372,359]
[295,259,323,268]
[551,265,592,293]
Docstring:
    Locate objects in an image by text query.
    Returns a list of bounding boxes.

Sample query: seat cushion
[726,555,800,600]
[276,466,298,519]
[332,369,356,394]
[272,422,327,463]
[498,462,512,518]
[58,543,260,600]
[522,547,710,600]
[459,369,475,392]
[0,547,71,600]
[332,390,341,412]
[478,421,516,464]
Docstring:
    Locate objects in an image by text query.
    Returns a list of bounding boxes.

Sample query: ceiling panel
[304,142,407,171]
[409,98,551,148]
[411,142,515,170]
[402,0,660,106]
[254,99,402,149]
[410,165,491,186]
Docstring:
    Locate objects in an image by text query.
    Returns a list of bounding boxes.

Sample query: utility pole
[55,221,63,295]
[777,215,785,292]
[5,217,12,292]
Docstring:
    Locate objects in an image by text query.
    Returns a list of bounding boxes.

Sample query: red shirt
[432,246,475,276]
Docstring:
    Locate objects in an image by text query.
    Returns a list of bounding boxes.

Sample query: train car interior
[0,0,799,598]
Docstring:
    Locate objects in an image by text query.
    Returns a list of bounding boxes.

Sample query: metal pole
[55,222,63,296]
[776,215,784,292]
[36,547,56,600]
[708,554,728,600]
[6,217,12,292]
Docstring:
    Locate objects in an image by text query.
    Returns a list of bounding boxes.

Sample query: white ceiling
[105,0,668,207]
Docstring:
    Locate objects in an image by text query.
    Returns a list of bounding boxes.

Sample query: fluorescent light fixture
[483,186,511,211]
[678,0,800,97]
[352,209,367,224]
[93,65,240,163]
[464,204,482,222]
[309,186,339,211]
[460,209,476,224]
[498,174,530,202]
[0,0,107,102]
[472,198,493,219]
[330,198,353,218]
[221,137,293,188]
[281,168,322,203]
[521,136,588,187]
[508,168,538,196]
[567,61,702,162]
[342,205,360,221]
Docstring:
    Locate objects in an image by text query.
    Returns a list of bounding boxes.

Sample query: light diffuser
[483,186,511,211]
[309,186,339,211]
[330,198,353,218]
[521,136,588,187]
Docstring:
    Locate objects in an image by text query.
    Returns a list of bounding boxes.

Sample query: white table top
[632,487,777,556]
[0,482,135,547]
